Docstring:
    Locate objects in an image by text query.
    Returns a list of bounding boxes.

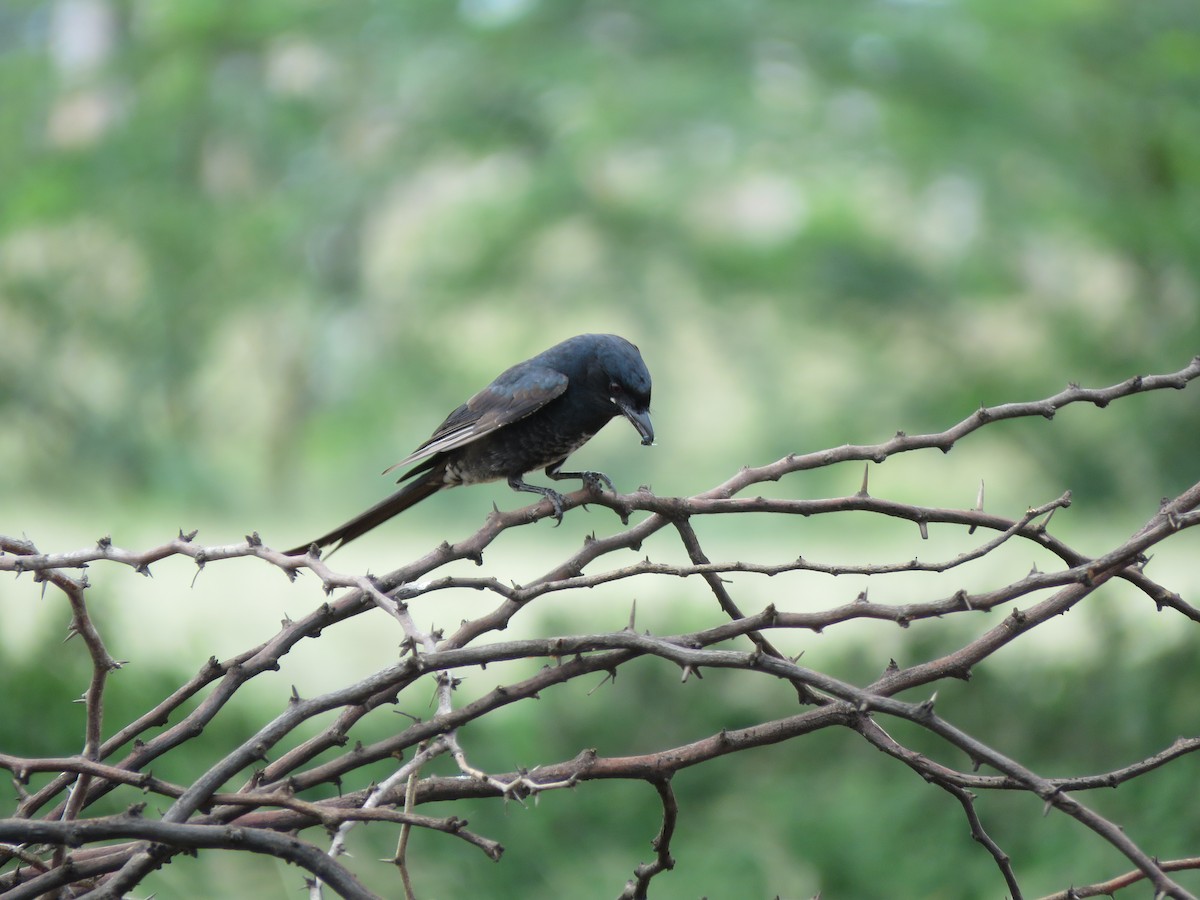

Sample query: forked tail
[284,470,443,556]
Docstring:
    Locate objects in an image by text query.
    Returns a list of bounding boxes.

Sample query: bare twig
[618,778,678,900]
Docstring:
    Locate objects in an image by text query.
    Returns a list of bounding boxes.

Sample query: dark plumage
[286,333,653,556]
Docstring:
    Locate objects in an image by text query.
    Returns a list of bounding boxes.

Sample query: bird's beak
[617,401,655,446]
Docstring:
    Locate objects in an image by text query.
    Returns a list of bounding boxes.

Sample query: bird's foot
[546,467,615,495]
[539,488,568,525]
[578,470,615,494]
[508,476,568,525]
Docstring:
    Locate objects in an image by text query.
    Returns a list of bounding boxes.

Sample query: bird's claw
[546,490,566,526]
[514,468,617,525]
[580,471,615,494]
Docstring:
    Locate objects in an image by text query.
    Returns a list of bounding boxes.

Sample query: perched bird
[286,333,654,556]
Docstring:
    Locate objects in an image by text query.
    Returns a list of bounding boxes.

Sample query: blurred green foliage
[1,0,1197,513]
[3,1,1200,897]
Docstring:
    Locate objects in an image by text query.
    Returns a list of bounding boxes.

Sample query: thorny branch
[1,356,1198,899]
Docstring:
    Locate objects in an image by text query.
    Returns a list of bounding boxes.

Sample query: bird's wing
[383,363,569,475]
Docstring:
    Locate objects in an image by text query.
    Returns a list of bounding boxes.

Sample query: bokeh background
[2,1,1199,897]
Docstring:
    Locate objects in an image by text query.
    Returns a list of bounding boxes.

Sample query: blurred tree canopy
[1,0,1197,510]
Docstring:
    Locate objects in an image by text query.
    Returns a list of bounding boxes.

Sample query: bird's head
[595,336,654,446]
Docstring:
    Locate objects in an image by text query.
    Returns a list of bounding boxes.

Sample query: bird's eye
[609,382,624,397]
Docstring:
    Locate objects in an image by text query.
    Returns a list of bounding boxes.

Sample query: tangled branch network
[2,357,1200,899]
